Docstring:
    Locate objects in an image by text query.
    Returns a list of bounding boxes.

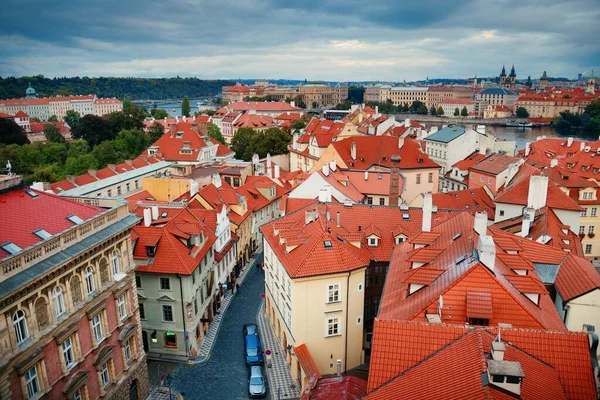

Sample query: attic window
[1,241,22,255]
[146,246,156,257]
[402,214,410,220]
[25,189,39,198]
[33,229,52,240]
[67,214,84,225]
[567,163,574,168]
[324,240,332,249]
[160,212,168,218]
[582,166,590,171]
[368,237,378,247]
[176,132,184,138]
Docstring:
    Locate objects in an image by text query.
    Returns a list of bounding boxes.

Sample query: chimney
[88,169,97,178]
[580,141,586,151]
[375,106,379,118]
[169,123,176,137]
[252,153,259,165]
[107,164,116,172]
[474,211,488,236]
[527,175,548,210]
[550,159,558,168]
[336,360,342,377]
[422,193,432,232]
[336,211,340,227]
[267,153,271,166]
[292,132,299,150]
[506,163,519,184]
[290,101,296,108]
[398,137,404,149]
[351,142,357,160]
[125,159,133,167]
[190,179,199,197]
[151,205,159,220]
[520,207,534,237]
[491,341,506,361]
[330,160,337,171]
[143,208,152,227]
[212,173,222,188]
[274,164,280,179]
[477,235,496,271]
[567,137,574,147]
[318,187,332,202]
[524,142,531,156]
[364,170,368,181]
[267,164,272,178]
[389,155,401,206]
[322,162,330,176]
[305,209,316,225]
[404,118,410,128]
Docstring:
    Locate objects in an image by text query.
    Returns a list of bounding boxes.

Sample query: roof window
[25,189,39,198]
[161,212,168,218]
[1,241,22,255]
[33,229,52,240]
[67,214,84,225]
[452,233,462,241]
[402,214,410,220]
[324,240,332,249]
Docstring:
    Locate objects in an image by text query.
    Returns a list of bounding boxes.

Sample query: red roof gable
[496,175,582,211]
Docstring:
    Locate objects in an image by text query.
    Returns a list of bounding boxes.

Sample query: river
[134,99,214,117]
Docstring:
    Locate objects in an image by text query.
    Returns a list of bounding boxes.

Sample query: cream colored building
[299,84,348,108]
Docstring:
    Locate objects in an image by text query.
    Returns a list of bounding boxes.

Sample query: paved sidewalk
[257,301,301,400]
[147,385,184,400]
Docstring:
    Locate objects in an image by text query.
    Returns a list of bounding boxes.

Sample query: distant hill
[0,76,236,100]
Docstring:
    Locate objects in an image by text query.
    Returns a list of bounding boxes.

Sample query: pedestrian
[236,283,240,293]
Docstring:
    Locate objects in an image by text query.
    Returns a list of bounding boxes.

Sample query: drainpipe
[344,272,350,373]
[176,273,189,357]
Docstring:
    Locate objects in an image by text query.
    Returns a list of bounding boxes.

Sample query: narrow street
[149,255,269,400]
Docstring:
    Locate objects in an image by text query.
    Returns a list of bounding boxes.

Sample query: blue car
[244,334,263,366]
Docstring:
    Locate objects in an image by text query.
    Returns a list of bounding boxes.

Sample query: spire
[510,65,516,77]
[500,65,506,77]
[541,71,547,79]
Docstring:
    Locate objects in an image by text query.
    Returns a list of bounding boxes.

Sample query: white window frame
[117,294,127,321]
[580,225,586,235]
[85,267,95,295]
[13,309,28,344]
[100,362,110,388]
[24,365,40,399]
[92,314,103,343]
[592,207,598,217]
[110,251,120,275]
[159,277,171,291]
[327,283,340,303]
[586,244,592,254]
[162,305,174,322]
[589,226,595,234]
[326,316,340,337]
[124,338,132,363]
[53,286,66,317]
[62,336,76,370]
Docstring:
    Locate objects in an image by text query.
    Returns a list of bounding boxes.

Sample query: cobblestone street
[148,254,269,400]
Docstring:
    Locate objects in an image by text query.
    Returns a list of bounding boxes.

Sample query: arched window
[13,310,28,344]
[85,267,95,295]
[34,297,50,331]
[70,275,83,305]
[110,251,120,275]
[99,260,109,286]
[53,286,66,317]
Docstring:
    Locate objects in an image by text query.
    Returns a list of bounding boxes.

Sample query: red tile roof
[555,253,600,301]
[452,152,486,171]
[332,137,440,170]
[495,175,582,211]
[307,376,367,400]
[274,112,303,121]
[0,188,103,259]
[366,321,593,399]
[294,344,321,381]
[232,113,275,129]
[431,187,495,217]
[469,154,519,176]
[225,101,301,112]
[235,176,289,213]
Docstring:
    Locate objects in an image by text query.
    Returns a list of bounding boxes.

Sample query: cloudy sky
[0,0,598,81]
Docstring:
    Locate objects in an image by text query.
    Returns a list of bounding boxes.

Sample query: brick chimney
[168,123,177,137]
[389,154,401,206]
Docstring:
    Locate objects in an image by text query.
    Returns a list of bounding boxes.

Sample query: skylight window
[324,240,332,249]
[402,214,410,220]
[67,214,84,225]
[452,233,462,241]
[161,212,168,218]
[25,189,39,198]
[33,229,52,240]
[1,242,22,255]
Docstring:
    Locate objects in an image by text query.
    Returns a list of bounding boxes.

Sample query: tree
[64,110,81,129]
[516,107,530,118]
[461,106,468,117]
[347,86,366,104]
[105,102,146,133]
[231,128,256,160]
[410,100,426,114]
[67,140,91,158]
[111,129,150,158]
[207,123,226,145]
[454,108,460,116]
[151,108,169,119]
[291,120,306,132]
[48,115,58,122]
[416,103,428,115]
[40,142,68,165]
[334,100,351,110]
[0,117,29,145]
[181,96,191,117]
[248,128,292,159]
[91,141,120,166]
[44,124,65,143]
[429,106,437,116]
[292,95,306,109]
[148,123,165,144]
[72,115,115,147]
[436,106,444,116]
[64,154,98,176]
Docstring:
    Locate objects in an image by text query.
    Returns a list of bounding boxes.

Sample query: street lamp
[151,330,158,344]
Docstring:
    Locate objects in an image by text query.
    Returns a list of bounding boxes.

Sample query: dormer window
[1,241,22,255]
[146,246,156,257]
[368,237,378,247]
[176,132,184,138]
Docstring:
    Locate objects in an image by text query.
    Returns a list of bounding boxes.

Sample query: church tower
[25,82,37,99]
[539,71,548,89]
[508,65,516,89]
[499,65,507,86]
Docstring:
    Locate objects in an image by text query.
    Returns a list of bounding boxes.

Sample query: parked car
[244,334,264,366]
[248,365,267,398]
[243,323,258,336]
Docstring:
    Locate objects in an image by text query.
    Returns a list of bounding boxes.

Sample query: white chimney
[422,193,432,232]
[30,182,44,191]
[550,159,558,168]
[322,162,330,176]
[398,137,405,149]
[525,142,531,156]
[491,341,506,361]
[252,153,259,165]
[364,170,368,181]
[580,141,586,151]
[190,179,199,197]
[267,164,272,178]
[151,205,159,221]
[330,160,337,171]
[293,132,299,150]
[506,163,519,184]
[404,118,410,128]
[351,142,357,160]
[212,173,222,189]
[567,137,574,147]
[520,207,535,237]
[474,211,488,236]
[336,360,342,377]
[143,208,152,227]
[527,175,548,210]
[336,211,340,227]
[267,153,271,166]
[318,187,332,202]
[305,209,317,225]
[274,164,280,179]
[478,235,496,271]
[291,101,296,108]
[182,115,187,122]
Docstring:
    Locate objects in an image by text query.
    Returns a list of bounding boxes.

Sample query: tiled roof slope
[235,176,289,212]
[331,136,439,170]
[431,187,495,217]
[495,174,582,211]
[366,320,595,399]
[469,154,519,175]
[294,344,321,380]
[379,212,566,332]
[260,203,454,278]
[453,152,486,171]
[132,207,226,275]
[0,188,103,259]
